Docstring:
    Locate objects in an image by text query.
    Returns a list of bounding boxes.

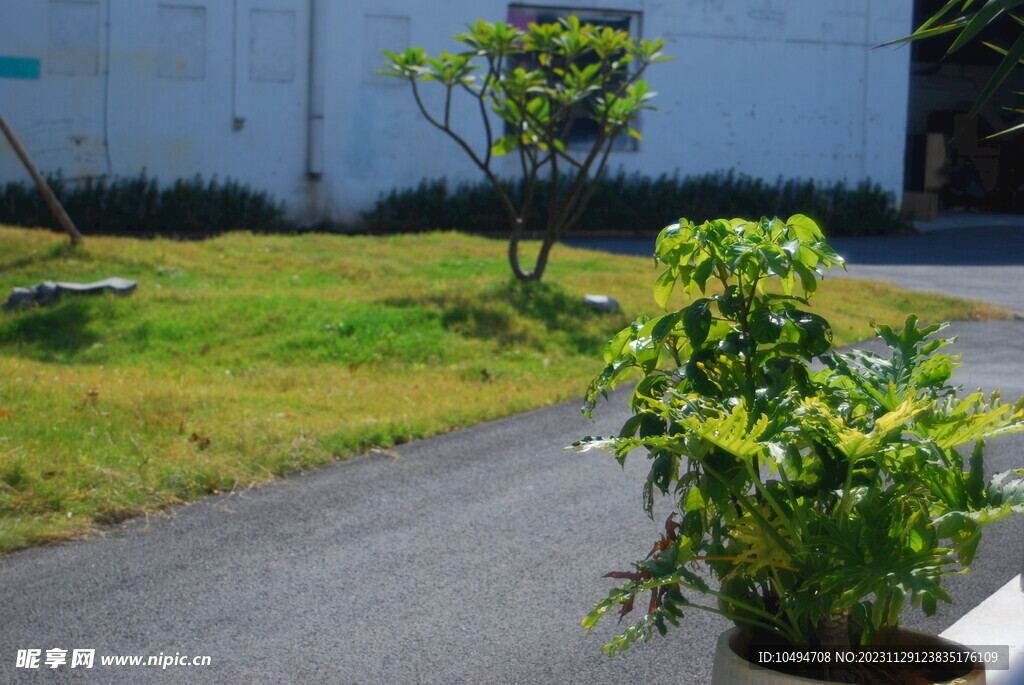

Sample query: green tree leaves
[889,0,1024,137]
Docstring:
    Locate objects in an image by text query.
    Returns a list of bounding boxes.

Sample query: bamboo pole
[0,111,84,246]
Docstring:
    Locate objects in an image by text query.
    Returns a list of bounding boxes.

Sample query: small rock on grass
[582,294,621,313]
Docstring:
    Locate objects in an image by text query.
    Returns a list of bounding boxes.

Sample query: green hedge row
[1,169,907,238]
[361,170,907,237]
[0,173,287,237]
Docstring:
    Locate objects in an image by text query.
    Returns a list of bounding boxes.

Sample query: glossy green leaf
[716,285,745,319]
[651,311,683,343]
[653,269,677,310]
[749,307,786,343]
[692,259,715,293]
[786,214,822,243]
[682,298,712,346]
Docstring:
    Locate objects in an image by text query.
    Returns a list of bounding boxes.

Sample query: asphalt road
[1,223,1023,684]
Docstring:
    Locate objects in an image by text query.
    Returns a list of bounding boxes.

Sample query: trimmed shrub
[360,170,908,237]
[0,172,288,237]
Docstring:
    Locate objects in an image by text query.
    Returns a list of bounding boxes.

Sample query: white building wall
[0,0,913,226]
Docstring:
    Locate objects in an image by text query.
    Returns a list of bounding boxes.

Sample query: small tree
[381,17,671,282]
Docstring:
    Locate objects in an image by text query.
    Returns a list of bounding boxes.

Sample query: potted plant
[576,215,1024,683]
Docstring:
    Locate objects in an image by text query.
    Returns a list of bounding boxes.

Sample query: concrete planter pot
[711,627,987,685]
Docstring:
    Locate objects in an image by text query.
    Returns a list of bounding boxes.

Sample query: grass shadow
[0,298,102,359]
[386,280,626,354]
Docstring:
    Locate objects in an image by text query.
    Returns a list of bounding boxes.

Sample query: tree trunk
[508,233,558,282]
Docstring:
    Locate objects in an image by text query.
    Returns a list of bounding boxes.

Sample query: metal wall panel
[48,0,100,76]
[249,9,296,83]
[158,4,207,80]
[0,0,915,224]
[362,15,409,87]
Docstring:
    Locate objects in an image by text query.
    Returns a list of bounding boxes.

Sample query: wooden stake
[0,111,84,246]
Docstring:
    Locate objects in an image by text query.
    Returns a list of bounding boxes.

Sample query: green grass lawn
[0,225,1010,553]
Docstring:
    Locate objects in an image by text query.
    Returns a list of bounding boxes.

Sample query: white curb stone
[940,575,1024,685]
